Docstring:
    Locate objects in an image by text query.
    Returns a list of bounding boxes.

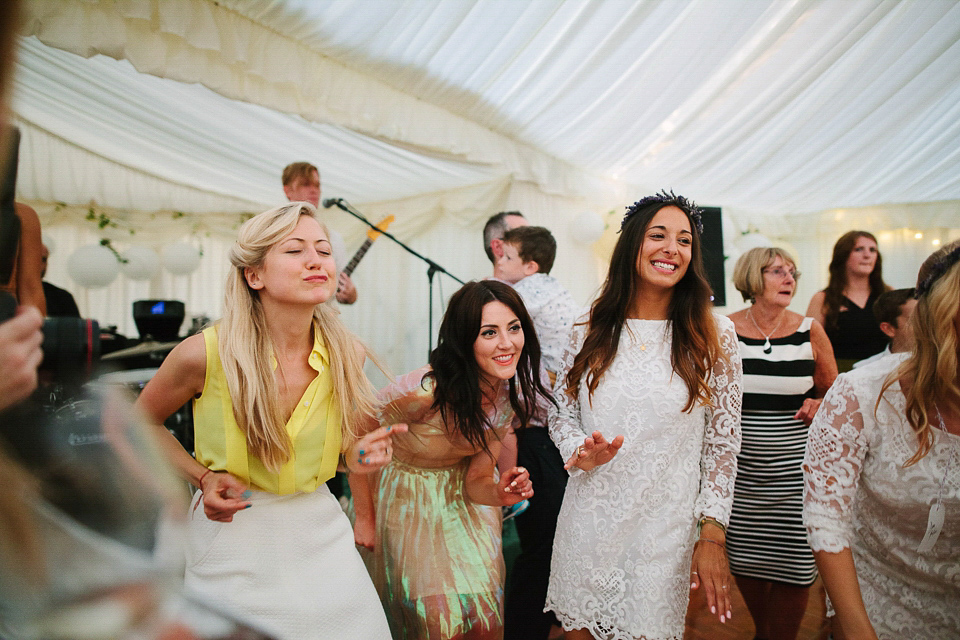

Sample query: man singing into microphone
[281,162,358,304]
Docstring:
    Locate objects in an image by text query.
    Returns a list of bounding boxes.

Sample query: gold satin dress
[368,366,515,640]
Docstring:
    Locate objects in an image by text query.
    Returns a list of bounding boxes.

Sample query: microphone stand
[324,199,464,357]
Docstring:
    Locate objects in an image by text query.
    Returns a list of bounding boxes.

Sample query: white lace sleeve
[802,374,867,553]
[694,316,742,525]
[547,317,589,473]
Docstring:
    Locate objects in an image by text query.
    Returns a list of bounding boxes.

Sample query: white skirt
[185,485,390,640]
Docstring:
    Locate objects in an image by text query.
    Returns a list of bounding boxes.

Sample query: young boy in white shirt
[494,226,579,380]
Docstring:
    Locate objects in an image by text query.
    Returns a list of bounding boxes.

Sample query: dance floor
[508,520,832,640]
[684,578,830,639]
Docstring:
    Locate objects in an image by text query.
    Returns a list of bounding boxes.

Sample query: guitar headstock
[367,215,395,241]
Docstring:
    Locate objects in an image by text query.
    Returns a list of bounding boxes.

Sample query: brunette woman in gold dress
[353,280,553,639]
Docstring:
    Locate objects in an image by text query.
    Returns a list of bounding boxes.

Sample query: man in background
[853,287,917,368]
[40,243,80,317]
[482,210,528,264]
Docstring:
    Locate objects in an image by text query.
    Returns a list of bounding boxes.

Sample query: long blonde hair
[219,203,377,470]
[881,240,960,466]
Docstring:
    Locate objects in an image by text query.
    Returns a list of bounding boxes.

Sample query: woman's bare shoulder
[158,333,208,391]
[171,332,206,366]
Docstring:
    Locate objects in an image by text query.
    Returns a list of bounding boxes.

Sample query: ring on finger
[576,445,585,457]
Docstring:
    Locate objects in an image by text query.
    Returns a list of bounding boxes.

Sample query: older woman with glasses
[726,247,837,640]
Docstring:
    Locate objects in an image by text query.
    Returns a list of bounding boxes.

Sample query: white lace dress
[545,314,742,640]
[803,355,960,638]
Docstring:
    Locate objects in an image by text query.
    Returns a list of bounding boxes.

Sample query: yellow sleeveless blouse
[192,325,342,494]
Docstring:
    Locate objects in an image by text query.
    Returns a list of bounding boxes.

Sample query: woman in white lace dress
[803,239,960,640]
[545,192,743,640]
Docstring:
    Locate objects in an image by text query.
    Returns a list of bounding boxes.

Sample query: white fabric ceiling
[13,37,498,212]
[17,0,960,217]
[233,0,960,214]
[10,0,960,374]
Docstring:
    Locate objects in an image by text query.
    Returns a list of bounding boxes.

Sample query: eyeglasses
[763,267,800,280]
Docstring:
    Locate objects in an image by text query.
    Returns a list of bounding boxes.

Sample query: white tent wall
[34,176,608,379]
[336,178,611,378]
[37,223,233,336]
[730,200,960,316]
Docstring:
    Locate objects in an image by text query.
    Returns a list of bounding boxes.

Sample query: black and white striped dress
[726,316,817,586]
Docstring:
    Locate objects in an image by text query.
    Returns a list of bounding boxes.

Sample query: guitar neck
[342,239,373,277]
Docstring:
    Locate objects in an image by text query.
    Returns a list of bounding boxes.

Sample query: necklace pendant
[639,343,646,351]
[749,308,783,356]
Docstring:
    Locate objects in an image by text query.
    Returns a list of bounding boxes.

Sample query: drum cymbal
[101,340,181,360]
[96,367,160,385]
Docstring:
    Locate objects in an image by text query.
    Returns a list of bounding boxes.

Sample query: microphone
[322,198,341,208]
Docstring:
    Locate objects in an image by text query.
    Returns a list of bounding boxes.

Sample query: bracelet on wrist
[198,468,213,489]
[697,538,726,553]
[697,516,727,536]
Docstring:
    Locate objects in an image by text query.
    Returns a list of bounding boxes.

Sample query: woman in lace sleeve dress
[803,240,960,640]
[353,280,554,639]
[544,192,743,640]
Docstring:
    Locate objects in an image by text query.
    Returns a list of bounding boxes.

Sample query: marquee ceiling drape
[17,0,960,217]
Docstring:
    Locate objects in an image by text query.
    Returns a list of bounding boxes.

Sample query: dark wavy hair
[425,280,553,454]
[565,193,722,412]
[823,230,889,330]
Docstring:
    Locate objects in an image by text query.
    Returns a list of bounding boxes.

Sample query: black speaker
[133,300,185,341]
[700,207,725,307]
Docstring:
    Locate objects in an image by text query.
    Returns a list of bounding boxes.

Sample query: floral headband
[620,189,704,235]
[915,243,960,298]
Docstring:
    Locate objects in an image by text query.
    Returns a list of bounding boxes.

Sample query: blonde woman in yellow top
[137,202,402,639]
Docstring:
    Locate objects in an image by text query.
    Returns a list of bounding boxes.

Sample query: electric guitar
[342,215,394,278]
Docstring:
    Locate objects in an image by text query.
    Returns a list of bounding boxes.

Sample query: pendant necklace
[748,308,784,354]
[917,405,956,553]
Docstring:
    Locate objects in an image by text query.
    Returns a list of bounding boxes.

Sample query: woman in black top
[806,231,890,372]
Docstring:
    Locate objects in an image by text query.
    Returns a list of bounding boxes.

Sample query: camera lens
[41,317,101,384]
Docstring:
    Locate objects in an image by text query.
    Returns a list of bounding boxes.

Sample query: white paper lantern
[162,242,201,275]
[121,245,161,281]
[737,233,773,252]
[571,211,606,244]
[67,245,120,288]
